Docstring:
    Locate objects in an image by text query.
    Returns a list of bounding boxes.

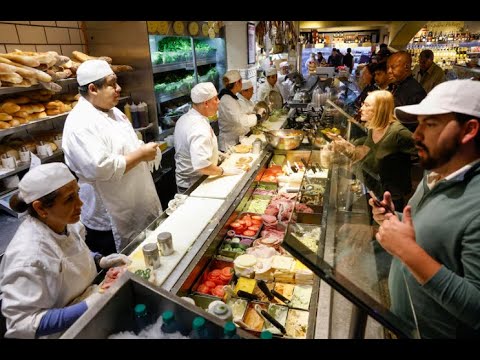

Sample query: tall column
[224,21,258,97]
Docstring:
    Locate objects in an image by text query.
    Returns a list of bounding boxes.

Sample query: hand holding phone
[368,190,395,215]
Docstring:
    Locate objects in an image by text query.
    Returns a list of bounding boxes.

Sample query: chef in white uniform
[237,79,255,114]
[174,82,243,193]
[0,163,130,338]
[62,60,162,253]
[277,61,293,101]
[218,70,263,152]
[257,67,284,105]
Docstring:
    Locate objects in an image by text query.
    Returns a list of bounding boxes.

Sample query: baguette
[0,102,21,114]
[39,81,62,93]
[0,72,23,84]
[0,53,40,68]
[71,51,112,64]
[0,113,13,121]
[0,57,42,80]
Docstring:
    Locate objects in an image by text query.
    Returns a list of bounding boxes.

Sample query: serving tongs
[271,289,291,305]
[237,289,259,301]
[254,304,287,335]
[257,280,274,301]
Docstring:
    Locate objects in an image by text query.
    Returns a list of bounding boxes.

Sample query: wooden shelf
[0,112,69,138]
[0,149,64,180]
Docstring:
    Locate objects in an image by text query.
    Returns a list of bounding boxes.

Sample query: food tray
[229,212,263,239]
[191,259,234,299]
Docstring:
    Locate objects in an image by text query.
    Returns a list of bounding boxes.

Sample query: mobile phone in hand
[368,190,395,215]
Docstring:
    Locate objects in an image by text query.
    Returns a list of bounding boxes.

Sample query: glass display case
[149,34,226,131]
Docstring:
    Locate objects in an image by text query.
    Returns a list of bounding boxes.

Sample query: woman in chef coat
[0,163,130,338]
[174,82,243,193]
[257,67,284,106]
[217,70,264,152]
[237,79,255,114]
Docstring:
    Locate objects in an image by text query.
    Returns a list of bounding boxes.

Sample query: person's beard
[415,137,461,170]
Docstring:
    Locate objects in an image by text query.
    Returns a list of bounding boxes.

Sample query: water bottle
[260,330,273,339]
[222,321,240,339]
[161,310,178,334]
[134,303,149,334]
[190,316,210,339]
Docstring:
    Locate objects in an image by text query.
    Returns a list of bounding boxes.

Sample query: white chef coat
[217,92,258,152]
[257,81,284,104]
[62,97,162,251]
[174,108,219,189]
[237,93,255,114]
[277,73,293,101]
[0,216,97,338]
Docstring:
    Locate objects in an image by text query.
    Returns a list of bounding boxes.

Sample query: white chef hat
[18,163,75,204]
[241,80,253,91]
[223,70,242,84]
[77,59,114,86]
[265,67,277,76]
[279,61,289,68]
[191,82,218,103]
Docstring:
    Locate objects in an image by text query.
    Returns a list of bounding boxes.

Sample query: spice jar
[157,232,174,256]
[142,243,161,269]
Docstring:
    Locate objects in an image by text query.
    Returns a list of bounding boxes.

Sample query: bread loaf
[10,96,31,104]
[12,111,28,119]
[9,119,21,127]
[0,57,42,80]
[0,53,40,67]
[110,64,134,73]
[0,113,13,121]
[0,72,23,84]
[0,102,21,114]
[0,121,12,129]
[45,100,64,109]
[46,108,61,116]
[39,81,62,93]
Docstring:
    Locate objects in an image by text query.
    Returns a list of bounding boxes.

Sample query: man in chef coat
[257,67,284,106]
[237,79,255,114]
[277,61,293,102]
[62,60,162,254]
[174,82,243,193]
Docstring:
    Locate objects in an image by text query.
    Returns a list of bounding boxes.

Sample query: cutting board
[189,153,260,199]
[127,196,224,286]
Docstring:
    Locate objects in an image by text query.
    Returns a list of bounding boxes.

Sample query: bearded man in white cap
[62,60,162,254]
[371,79,480,338]
[0,163,130,338]
[257,67,284,105]
[174,82,243,193]
[217,70,264,152]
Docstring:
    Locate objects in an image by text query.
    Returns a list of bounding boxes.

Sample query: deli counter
[64,101,419,339]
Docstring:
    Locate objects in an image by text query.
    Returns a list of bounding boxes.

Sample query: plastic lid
[192,316,206,330]
[134,303,146,316]
[224,321,237,336]
[162,310,174,323]
[212,303,228,316]
[260,330,273,339]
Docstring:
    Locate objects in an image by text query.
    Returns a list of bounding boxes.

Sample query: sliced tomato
[197,284,210,294]
[248,225,260,231]
[211,285,225,298]
[230,222,242,229]
[243,230,256,237]
[252,215,262,220]
[221,267,233,276]
[204,280,216,289]
[251,219,262,225]
[210,269,222,277]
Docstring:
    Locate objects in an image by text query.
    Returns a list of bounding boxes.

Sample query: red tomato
[204,280,216,289]
[211,285,225,298]
[230,222,241,229]
[197,284,210,294]
[252,215,262,220]
[243,230,256,237]
[248,225,260,231]
[251,219,262,225]
[210,269,222,277]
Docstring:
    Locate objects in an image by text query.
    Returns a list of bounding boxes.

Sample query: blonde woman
[333,90,416,210]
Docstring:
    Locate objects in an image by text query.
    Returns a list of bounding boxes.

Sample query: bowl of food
[265,129,305,150]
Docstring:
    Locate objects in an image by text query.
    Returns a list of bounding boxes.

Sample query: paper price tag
[30,152,41,169]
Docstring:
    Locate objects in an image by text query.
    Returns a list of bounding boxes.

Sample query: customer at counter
[372,80,480,338]
[412,49,446,94]
[174,82,243,193]
[0,163,130,338]
[62,60,162,254]
[333,90,416,210]
[218,70,263,152]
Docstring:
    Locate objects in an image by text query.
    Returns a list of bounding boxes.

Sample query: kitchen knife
[236,290,259,301]
[271,289,291,305]
[256,280,274,301]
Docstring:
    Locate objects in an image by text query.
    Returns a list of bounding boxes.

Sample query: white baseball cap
[18,163,75,204]
[395,79,480,123]
[77,59,114,86]
[241,80,253,90]
[223,70,241,84]
[265,67,277,77]
[191,82,218,103]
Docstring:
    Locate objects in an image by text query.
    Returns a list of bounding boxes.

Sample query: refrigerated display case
[149,33,226,131]
[109,103,418,339]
